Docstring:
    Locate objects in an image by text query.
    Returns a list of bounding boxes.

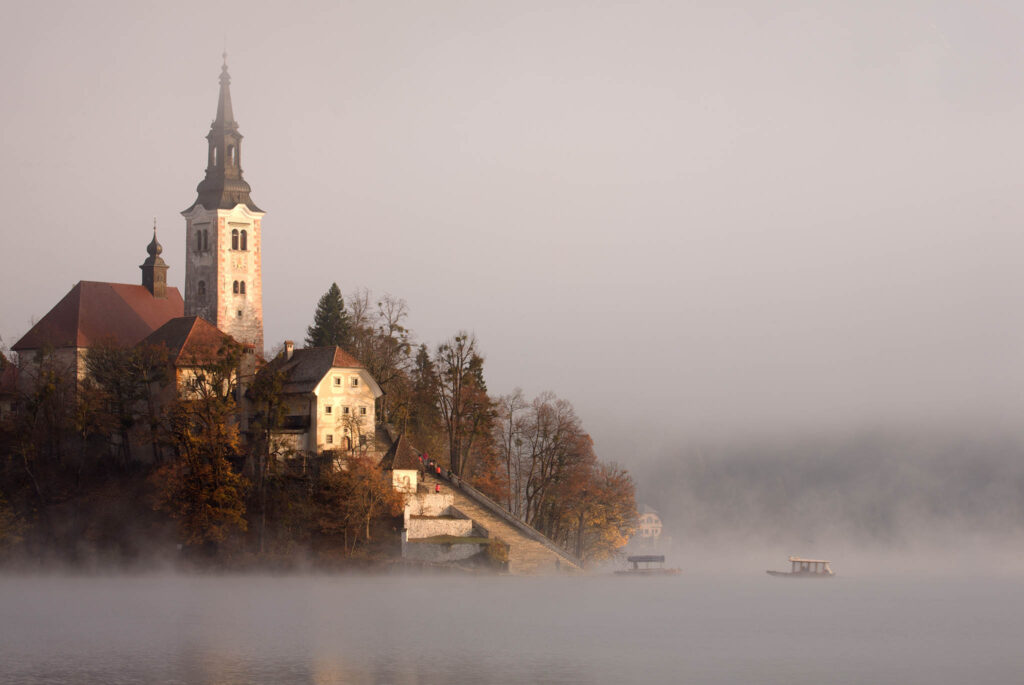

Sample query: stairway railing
[432,470,582,569]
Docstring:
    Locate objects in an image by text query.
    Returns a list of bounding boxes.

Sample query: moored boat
[615,555,681,575]
[767,556,835,577]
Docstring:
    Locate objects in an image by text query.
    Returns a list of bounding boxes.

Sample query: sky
[2,1,1024,467]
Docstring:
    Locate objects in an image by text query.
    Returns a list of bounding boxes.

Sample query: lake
[2,571,1022,684]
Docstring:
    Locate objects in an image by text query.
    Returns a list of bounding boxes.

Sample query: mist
[633,424,1024,577]
[2,2,1024,471]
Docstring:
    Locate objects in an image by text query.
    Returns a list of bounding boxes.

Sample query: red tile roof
[379,433,422,471]
[140,316,234,366]
[12,281,184,351]
[259,346,374,395]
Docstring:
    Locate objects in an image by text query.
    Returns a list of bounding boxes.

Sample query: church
[13,58,262,371]
[11,57,380,458]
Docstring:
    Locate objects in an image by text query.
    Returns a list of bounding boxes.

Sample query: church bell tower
[182,55,265,356]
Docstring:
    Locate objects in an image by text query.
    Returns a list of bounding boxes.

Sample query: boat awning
[627,555,665,563]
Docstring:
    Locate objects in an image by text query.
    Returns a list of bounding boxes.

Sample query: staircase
[421,472,581,574]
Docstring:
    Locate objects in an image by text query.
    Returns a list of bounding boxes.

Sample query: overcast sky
[2,1,1023,465]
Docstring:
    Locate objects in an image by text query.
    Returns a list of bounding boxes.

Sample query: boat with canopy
[767,556,835,577]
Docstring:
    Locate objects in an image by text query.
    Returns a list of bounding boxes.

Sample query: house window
[342,406,349,415]
[359,434,367,447]
[359,406,367,416]
[325,405,333,415]
[237,310,242,318]
[325,434,333,445]
[240,230,248,251]
[350,377,359,388]
[333,377,341,387]
[231,229,239,250]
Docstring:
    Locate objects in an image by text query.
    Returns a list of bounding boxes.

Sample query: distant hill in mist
[638,428,1024,547]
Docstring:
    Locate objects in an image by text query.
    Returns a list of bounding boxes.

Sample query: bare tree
[434,332,493,477]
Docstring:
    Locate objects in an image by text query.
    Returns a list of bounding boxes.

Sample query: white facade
[309,367,381,453]
[182,203,265,357]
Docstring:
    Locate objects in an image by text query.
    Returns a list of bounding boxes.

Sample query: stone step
[421,474,579,574]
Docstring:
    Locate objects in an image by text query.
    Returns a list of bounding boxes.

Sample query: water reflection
[2,573,1024,684]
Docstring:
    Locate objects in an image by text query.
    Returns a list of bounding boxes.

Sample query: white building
[259,342,383,455]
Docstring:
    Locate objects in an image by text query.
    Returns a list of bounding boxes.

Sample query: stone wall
[407,512,473,539]
[182,203,265,357]
[401,533,485,563]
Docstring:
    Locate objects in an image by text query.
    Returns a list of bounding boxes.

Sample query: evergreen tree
[305,283,351,348]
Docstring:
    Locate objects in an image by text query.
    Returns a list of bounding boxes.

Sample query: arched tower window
[196,230,202,252]
[203,230,209,251]
[228,145,236,166]
[240,230,248,251]
[213,147,219,166]
[240,281,246,295]
[198,281,207,300]
[233,280,239,294]
[231,229,239,250]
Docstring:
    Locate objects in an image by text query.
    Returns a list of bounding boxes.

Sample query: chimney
[284,340,294,360]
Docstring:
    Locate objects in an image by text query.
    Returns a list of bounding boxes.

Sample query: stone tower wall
[183,203,264,356]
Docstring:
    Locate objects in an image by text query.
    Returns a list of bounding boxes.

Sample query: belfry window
[213,147,218,166]
[233,281,239,294]
[196,230,202,252]
[240,281,246,295]
[202,230,209,251]
[240,230,248,251]
[231,229,239,250]
[198,280,207,300]
[228,145,236,166]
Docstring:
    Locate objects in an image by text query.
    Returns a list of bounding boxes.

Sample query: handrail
[433,469,582,568]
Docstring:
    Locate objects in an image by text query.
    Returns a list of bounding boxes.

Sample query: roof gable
[260,345,380,395]
[13,281,184,351]
[140,316,235,366]
[380,433,421,471]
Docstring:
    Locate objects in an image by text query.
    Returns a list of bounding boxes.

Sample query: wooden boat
[767,556,835,578]
[615,555,681,575]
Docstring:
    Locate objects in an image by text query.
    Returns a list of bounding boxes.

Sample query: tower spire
[215,52,236,129]
[141,220,168,299]
[186,57,260,213]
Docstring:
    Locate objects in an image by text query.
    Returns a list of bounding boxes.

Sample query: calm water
[1,572,1023,684]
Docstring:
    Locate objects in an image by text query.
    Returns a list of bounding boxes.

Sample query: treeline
[0,339,403,567]
[639,429,1024,547]
[0,283,636,568]
[305,284,637,566]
